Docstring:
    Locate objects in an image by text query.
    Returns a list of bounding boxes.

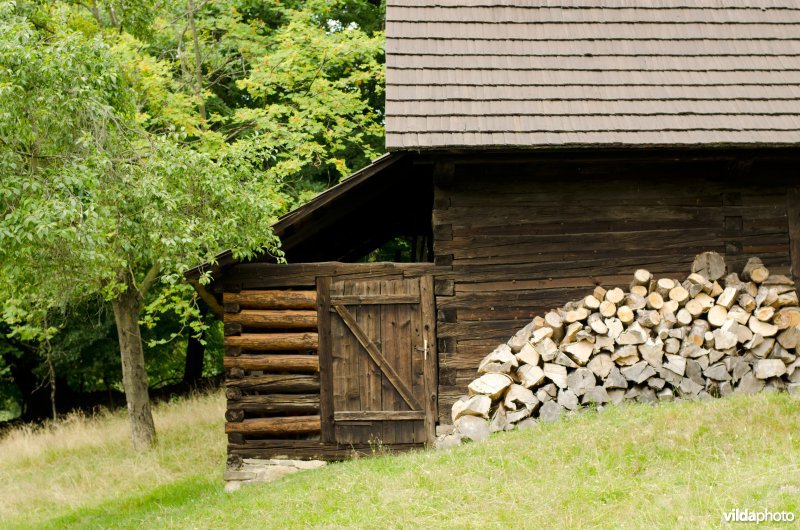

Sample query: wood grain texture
[227,440,422,461]
[224,333,319,351]
[223,354,319,372]
[224,290,317,310]
[226,309,317,329]
[227,394,320,414]
[225,416,321,435]
[226,374,320,393]
[316,276,335,444]
[334,304,422,412]
[334,411,426,421]
[788,186,800,296]
[432,156,795,423]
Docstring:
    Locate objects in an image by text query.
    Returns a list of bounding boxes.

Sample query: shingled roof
[384,0,800,149]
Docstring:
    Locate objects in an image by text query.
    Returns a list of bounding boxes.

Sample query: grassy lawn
[1,391,799,529]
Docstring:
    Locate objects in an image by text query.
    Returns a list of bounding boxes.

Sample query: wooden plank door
[317,275,437,446]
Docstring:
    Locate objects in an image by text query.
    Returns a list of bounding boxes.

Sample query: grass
[1,391,799,529]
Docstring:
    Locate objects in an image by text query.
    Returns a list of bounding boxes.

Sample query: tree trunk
[111,273,156,450]
[183,305,207,387]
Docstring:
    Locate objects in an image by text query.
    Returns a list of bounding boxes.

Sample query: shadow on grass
[39,475,220,530]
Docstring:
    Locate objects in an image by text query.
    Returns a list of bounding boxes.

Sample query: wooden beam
[222,262,441,290]
[419,275,438,444]
[316,276,335,444]
[330,294,421,305]
[332,304,423,411]
[227,394,320,414]
[226,374,320,393]
[223,354,319,372]
[334,411,425,421]
[226,310,317,330]
[225,416,321,435]
[224,332,318,351]
[224,291,317,310]
[227,440,422,461]
[788,186,800,297]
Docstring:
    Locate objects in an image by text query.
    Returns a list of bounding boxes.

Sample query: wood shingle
[385,0,800,149]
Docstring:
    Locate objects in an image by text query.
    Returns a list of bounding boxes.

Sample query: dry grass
[0,391,225,526]
[2,391,799,528]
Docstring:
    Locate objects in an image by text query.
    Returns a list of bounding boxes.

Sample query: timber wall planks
[222,262,441,462]
[432,154,797,424]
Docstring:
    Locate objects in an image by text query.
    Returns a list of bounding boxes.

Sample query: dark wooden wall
[430,151,798,423]
[222,262,439,461]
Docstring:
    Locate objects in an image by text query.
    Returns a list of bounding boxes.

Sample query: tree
[0,3,280,449]
[0,0,386,445]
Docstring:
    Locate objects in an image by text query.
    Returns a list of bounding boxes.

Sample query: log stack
[447,252,800,442]
[223,289,322,449]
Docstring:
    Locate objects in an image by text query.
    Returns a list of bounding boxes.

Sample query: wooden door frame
[316,274,438,445]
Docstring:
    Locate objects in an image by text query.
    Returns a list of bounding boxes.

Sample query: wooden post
[420,275,438,445]
[316,276,335,444]
[788,186,800,298]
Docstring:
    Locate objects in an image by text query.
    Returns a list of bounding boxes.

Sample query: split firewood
[774,308,800,330]
[543,363,568,389]
[617,305,635,325]
[631,268,653,289]
[626,293,647,311]
[748,316,778,338]
[468,373,513,399]
[564,307,590,324]
[676,308,693,326]
[692,251,727,281]
[584,294,601,310]
[647,292,664,310]
[716,286,739,309]
[656,278,676,297]
[685,298,704,318]
[452,253,800,437]
[637,309,661,328]
[544,311,565,341]
[593,285,607,301]
[775,291,799,308]
[599,301,617,318]
[661,299,680,315]
[669,285,690,305]
[606,287,625,304]
[603,317,625,340]
[707,305,728,328]
[777,326,800,350]
[742,257,770,284]
[755,287,778,309]
[686,272,714,294]
[728,305,751,325]
[755,306,775,322]
[738,293,757,313]
[588,313,608,334]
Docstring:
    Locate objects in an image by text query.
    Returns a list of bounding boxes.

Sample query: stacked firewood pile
[446,252,800,444]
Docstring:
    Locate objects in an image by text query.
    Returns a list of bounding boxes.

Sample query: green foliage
[0,0,386,419]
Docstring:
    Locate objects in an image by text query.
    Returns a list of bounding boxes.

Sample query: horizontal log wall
[224,288,323,451]
[433,154,797,424]
[222,263,442,462]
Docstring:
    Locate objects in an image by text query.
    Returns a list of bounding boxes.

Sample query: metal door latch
[415,339,429,360]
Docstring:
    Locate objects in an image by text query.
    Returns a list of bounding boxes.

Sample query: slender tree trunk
[184,303,207,388]
[187,0,207,124]
[111,273,156,450]
[183,333,205,388]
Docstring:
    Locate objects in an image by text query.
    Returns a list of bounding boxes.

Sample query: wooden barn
[187,0,800,461]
